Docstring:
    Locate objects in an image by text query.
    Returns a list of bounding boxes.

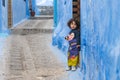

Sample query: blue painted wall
[53,0,120,80]
[12,0,27,27]
[0,0,2,31]
[52,0,72,53]
[53,0,57,27]
[12,0,37,26]
[31,0,37,14]
[0,0,28,31]
[0,0,36,32]
[1,0,8,33]
[81,0,120,80]
[26,0,30,17]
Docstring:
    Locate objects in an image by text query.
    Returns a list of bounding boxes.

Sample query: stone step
[10,28,53,35]
[29,15,53,20]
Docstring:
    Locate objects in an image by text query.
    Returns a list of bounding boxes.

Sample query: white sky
[36,0,53,6]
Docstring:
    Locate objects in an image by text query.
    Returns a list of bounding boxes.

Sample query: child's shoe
[71,66,76,71]
[66,66,71,71]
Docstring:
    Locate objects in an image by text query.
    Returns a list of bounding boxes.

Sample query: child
[65,18,80,71]
[67,18,80,47]
[65,32,79,71]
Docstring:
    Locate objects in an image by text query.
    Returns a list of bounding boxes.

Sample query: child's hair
[67,18,79,29]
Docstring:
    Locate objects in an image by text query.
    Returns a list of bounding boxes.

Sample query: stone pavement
[0,19,69,80]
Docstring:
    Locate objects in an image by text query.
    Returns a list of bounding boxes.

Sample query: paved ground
[0,19,69,80]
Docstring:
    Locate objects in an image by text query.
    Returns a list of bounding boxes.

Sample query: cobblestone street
[0,19,69,80]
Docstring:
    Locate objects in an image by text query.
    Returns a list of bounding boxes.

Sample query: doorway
[8,0,13,28]
[72,0,81,66]
[72,0,80,22]
[72,0,81,49]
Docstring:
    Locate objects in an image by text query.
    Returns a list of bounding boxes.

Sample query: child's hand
[65,36,69,40]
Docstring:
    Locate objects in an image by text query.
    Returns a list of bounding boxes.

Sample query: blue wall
[0,0,28,32]
[0,0,2,31]
[53,0,57,27]
[1,0,8,33]
[52,0,73,53]
[0,0,37,32]
[31,0,37,14]
[26,0,30,17]
[81,0,120,80]
[12,0,27,26]
[53,0,120,80]
[12,0,37,26]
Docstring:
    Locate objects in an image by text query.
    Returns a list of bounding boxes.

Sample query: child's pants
[68,52,79,67]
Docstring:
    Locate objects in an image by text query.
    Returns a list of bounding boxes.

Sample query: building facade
[0,0,36,33]
[53,0,120,80]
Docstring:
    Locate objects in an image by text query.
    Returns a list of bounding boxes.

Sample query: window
[2,0,5,7]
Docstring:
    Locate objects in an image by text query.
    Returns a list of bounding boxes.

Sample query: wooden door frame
[72,0,80,22]
[72,0,81,67]
[8,0,12,28]
[72,0,81,44]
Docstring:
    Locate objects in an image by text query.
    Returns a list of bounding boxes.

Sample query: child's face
[70,21,77,29]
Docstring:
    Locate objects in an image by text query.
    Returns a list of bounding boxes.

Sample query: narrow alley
[0,18,69,80]
[1,0,120,80]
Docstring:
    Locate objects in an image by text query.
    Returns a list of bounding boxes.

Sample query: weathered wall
[81,0,120,80]
[1,0,8,33]
[52,0,73,53]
